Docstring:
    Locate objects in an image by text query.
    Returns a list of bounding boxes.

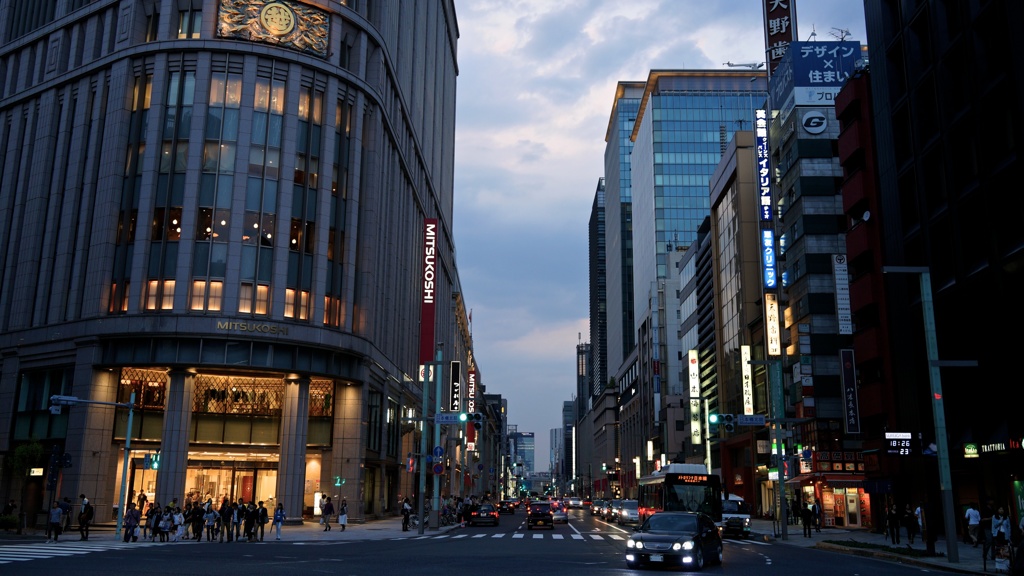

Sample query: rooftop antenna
[830,27,851,41]
[723,62,764,70]
[807,24,817,41]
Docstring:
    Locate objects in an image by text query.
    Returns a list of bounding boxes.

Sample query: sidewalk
[0,514,460,544]
[749,518,1007,575]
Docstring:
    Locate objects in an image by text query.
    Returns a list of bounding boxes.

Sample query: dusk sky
[451,0,868,472]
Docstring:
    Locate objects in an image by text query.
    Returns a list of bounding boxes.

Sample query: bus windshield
[664,483,719,516]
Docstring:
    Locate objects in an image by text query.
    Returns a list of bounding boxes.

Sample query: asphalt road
[0,507,972,576]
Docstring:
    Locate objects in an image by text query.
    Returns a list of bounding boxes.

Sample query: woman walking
[273,503,286,540]
[338,499,348,532]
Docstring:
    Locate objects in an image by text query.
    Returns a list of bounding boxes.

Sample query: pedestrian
[203,504,219,542]
[964,502,981,546]
[173,506,185,542]
[904,503,918,545]
[219,501,234,542]
[257,501,268,541]
[123,502,141,543]
[78,495,94,540]
[322,497,334,531]
[2,499,15,516]
[318,494,326,526]
[273,503,286,540]
[402,497,412,531]
[158,506,172,542]
[338,498,348,532]
[189,502,204,541]
[887,504,901,545]
[47,501,63,543]
[234,499,244,541]
[59,496,72,534]
[243,503,257,542]
[992,506,1011,560]
[914,502,925,541]
[801,502,814,537]
[812,498,822,532]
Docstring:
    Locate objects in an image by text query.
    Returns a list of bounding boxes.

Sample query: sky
[450,0,868,473]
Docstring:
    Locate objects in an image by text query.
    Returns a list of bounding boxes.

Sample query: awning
[817,474,863,488]
[784,474,863,487]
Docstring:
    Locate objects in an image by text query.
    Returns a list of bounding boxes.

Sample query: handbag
[133,526,141,537]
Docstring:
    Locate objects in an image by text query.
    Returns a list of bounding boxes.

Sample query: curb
[813,542,986,575]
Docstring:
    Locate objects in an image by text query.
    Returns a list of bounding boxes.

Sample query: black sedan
[526,501,555,530]
[497,500,516,514]
[468,503,500,526]
[625,511,723,570]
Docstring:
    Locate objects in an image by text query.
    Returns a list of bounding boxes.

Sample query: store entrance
[186,461,278,509]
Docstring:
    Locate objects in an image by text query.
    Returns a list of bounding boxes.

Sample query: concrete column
[156,369,195,506]
[278,375,309,524]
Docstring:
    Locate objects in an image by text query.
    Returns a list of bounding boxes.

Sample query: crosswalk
[0,541,155,564]
[393,532,773,545]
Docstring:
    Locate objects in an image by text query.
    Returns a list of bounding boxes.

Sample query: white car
[569,497,583,509]
[617,499,640,525]
[551,501,569,523]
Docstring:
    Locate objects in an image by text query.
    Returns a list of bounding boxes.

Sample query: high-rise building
[614,71,768,492]
[0,0,467,526]
[589,178,608,399]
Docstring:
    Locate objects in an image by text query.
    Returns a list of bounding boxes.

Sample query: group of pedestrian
[799,499,822,537]
[45,495,92,543]
[965,500,1016,561]
[317,495,348,531]
[883,501,923,546]
[117,497,283,543]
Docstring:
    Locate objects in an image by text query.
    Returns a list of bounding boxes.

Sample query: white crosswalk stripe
[0,541,156,564]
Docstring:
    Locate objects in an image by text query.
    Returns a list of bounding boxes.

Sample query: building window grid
[110,75,152,314]
[286,83,323,321]
[241,71,286,316]
[146,68,195,311]
[177,7,202,39]
[324,97,352,327]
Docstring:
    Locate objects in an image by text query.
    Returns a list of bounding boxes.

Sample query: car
[625,511,724,570]
[526,501,555,530]
[551,501,569,523]
[569,497,583,509]
[468,503,500,526]
[497,500,516,514]
[590,499,606,515]
[617,499,640,525]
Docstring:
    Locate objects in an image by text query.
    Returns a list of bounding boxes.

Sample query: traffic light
[722,414,736,433]
[458,412,468,423]
[708,413,720,434]
[46,453,61,491]
[151,451,160,470]
[471,412,483,430]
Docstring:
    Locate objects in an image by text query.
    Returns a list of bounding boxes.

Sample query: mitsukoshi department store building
[0,0,465,526]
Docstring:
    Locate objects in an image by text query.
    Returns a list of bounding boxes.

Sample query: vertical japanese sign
[467,369,477,444]
[761,229,777,289]
[754,109,773,221]
[839,349,860,434]
[688,350,701,447]
[418,219,438,366]
[449,361,461,411]
[762,0,797,75]
[741,345,753,415]
[833,255,852,335]
[765,293,781,356]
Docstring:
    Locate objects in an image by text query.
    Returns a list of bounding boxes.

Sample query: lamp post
[882,266,965,564]
[50,392,135,539]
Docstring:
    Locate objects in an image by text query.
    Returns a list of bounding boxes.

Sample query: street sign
[433,446,444,458]
[432,463,444,475]
[434,413,460,424]
[737,414,766,426]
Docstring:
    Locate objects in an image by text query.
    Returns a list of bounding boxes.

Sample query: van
[720,494,752,538]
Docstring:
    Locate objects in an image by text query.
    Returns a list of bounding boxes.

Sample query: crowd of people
[120,496,282,543]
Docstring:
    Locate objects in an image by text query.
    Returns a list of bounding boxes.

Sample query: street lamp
[50,392,135,540]
[882,266,972,564]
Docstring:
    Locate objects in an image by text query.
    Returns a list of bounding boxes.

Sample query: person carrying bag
[338,499,348,532]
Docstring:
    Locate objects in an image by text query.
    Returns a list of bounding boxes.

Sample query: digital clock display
[885,432,917,455]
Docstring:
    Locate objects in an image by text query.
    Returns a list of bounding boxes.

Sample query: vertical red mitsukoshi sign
[419,218,438,364]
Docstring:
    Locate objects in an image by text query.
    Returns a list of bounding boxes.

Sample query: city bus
[637,463,723,524]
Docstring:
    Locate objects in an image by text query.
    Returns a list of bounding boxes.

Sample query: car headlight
[744,518,751,526]
[681,540,695,550]
[627,539,636,549]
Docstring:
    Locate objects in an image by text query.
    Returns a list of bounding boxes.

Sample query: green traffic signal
[709,413,720,424]
[458,412,468,422]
